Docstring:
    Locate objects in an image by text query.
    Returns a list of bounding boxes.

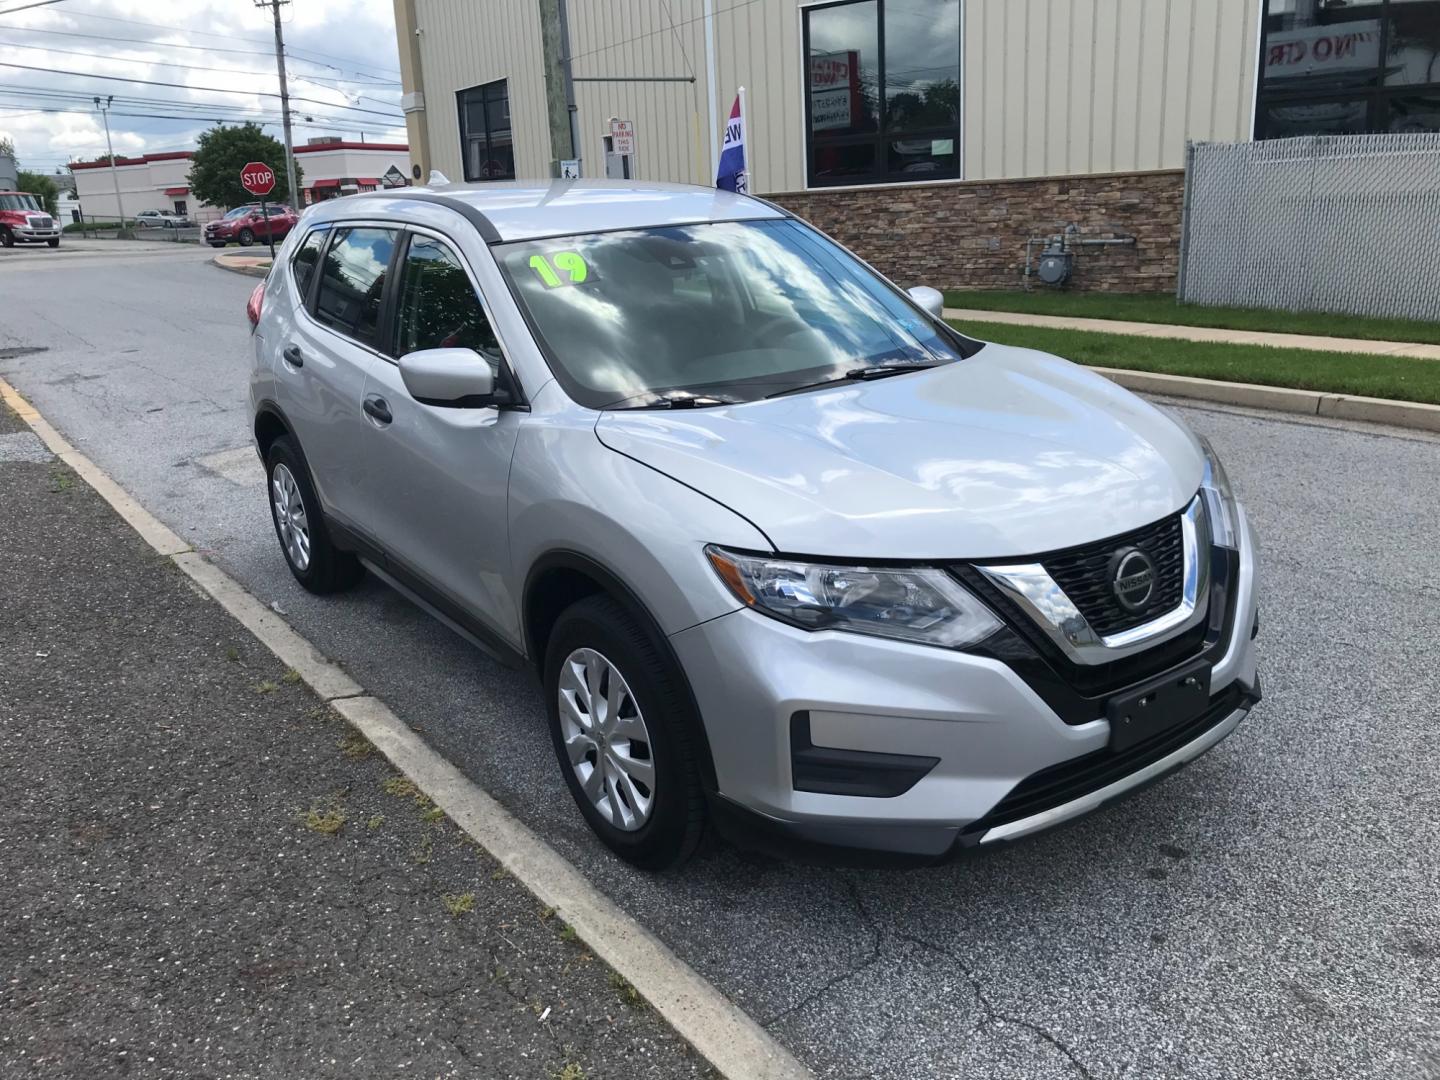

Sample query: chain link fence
[1178,133,1440,322]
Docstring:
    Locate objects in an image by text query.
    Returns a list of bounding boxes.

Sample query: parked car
[0,191,60,248]
[135,208,191,229]
[247,181,1262,869]
[206,203,295,248]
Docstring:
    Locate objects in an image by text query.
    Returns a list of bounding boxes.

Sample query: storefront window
[1257,0,1440,136]
[457,79,515,182]
[804,0,960,186]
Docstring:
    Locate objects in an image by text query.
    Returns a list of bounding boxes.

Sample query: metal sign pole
[262,196,275,259]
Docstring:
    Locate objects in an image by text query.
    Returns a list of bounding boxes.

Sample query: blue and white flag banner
[717,89,748,194]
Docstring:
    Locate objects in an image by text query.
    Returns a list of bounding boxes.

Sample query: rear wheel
[238,228,255,247]
[544,595,706,869]
[264,435,363,594]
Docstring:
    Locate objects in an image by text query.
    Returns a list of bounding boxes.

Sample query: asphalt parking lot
[3,247,1438,1079]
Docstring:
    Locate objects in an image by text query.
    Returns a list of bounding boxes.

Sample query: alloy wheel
[557,648,656,831]
[271,463,311,571]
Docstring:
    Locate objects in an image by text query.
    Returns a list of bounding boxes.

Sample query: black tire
[46,239,59,249]
[0,228,13,248]
[238,228,255,247]
[264,435,363,594]
[544,595,707,870]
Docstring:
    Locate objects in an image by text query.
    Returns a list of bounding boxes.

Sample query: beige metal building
[390,0,1440,291]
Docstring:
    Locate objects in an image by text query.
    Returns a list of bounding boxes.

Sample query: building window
[457,79,515,181]
[1256,0,1440,138]
[803,0,961,187]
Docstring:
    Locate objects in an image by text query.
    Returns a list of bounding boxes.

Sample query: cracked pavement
[0,400,711,1079]
[3,244,1439,1079]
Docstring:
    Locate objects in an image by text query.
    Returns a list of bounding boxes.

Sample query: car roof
[317,179,786,243]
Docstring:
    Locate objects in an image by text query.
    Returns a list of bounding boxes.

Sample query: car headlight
[1197,436,1239,550]
[705,546,1001,649]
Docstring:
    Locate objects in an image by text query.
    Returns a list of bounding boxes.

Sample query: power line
[0,36,402,91]
[0,60,404,117]
[0,85,402,131]
[564,0,761,66]
[0,102,397,141]
[0,0,70,14]
[0,21,400,83]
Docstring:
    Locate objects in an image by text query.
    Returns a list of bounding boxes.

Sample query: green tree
[15,170,60,215]
[188,123,300,209]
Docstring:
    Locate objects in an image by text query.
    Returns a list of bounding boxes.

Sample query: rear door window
[312,226,397,349]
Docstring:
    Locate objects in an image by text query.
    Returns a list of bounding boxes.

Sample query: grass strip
[943,290,1440,347]
[949,319,1440,406]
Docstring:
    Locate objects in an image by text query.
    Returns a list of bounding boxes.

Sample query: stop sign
[240,161,276,197]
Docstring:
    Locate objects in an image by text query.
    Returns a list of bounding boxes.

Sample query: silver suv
[247,180,1261,868]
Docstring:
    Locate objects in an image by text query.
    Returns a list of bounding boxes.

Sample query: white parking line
[0,373,814,1080]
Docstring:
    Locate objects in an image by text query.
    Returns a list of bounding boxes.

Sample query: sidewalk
[942,307,1440,360]
[0,403,710,1079]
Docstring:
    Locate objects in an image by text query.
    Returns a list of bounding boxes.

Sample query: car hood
[594,343,1204,560]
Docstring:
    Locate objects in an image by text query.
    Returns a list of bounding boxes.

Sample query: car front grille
[1040,512,1185,636]
[26,215,53,229]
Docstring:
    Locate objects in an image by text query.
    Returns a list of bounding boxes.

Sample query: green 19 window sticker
[529,251,590,288]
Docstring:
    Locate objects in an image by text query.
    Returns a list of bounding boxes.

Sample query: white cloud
[0,0,404,175]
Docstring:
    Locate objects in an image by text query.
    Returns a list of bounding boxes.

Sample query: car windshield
[495,218,980,409]
[224,207,254,219]
[0,194,42,212]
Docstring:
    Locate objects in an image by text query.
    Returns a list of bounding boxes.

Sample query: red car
[0,190,61,248]
[205,203,297,248]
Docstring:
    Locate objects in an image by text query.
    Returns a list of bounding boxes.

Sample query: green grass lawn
[949,319,1440,405]
[943,290,1440,347]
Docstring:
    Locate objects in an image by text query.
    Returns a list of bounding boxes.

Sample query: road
[3,246,1438,1080]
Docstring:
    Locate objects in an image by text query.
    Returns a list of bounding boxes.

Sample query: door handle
[362,395,392,425]
[282,344,304,368]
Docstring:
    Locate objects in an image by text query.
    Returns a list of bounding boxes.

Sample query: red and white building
[69,138,410,221]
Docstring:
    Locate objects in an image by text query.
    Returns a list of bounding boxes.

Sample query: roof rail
[354,189,501,244]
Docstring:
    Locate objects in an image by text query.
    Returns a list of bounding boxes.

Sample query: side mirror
[907,285,945,319]
[398,348,497,406]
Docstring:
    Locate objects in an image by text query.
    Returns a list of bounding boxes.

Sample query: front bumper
[670,505,1261,860]
[14,227,59,242]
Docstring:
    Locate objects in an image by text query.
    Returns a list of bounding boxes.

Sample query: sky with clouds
[0,0,406,176]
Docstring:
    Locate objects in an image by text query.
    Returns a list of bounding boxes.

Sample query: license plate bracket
[1105,659,1212,752]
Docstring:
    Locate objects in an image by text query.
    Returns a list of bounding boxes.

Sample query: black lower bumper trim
[790,712,939,798]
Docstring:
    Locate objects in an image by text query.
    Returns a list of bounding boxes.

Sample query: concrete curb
[210,254,271,278]
[1087,366,1440,433]
[0,375,813,1080]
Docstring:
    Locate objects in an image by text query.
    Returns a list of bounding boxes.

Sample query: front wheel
[237,228,255,247]
[264,435,363,594]
[0,228,13,248]
[544,595,707,869]
[46,239,59,248]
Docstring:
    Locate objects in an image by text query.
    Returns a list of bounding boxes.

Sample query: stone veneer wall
[767,169,1186,294]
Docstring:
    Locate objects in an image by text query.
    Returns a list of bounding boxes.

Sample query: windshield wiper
[607,391,739,410]
[763,363,938,400]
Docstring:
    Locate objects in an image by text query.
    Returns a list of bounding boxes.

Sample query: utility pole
[538,0,576,175]
[93,95,128,235]
[258,0,300,208]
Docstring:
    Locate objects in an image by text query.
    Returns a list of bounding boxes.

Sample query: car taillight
[246,282,265,329]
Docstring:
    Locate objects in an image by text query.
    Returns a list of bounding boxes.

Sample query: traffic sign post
[240,161,279,259]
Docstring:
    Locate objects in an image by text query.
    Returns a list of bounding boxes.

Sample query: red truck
[0,191,61,248]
